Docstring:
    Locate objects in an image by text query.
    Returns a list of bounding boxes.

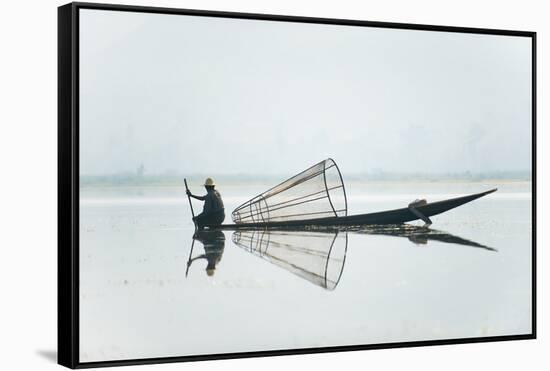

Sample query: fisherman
[186,177,225,229]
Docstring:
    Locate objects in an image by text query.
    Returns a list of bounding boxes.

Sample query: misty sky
[79,9,532,176]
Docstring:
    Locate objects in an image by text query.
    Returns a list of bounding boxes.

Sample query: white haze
[79,10,532,177]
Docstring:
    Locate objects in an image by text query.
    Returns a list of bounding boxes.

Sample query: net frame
[232,158,348,224]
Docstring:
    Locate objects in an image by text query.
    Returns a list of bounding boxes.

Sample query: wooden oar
[184,178,197,229]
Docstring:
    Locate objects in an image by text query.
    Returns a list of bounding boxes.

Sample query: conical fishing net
[232,230,348,290]
[232,158,347,224]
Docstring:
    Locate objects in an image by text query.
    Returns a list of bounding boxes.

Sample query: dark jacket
[203,189,224,214]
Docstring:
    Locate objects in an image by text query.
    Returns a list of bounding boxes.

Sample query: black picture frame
[58,2,537,368]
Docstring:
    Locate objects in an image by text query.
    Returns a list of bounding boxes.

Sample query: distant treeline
[80,170,531,187]
[79,173,288,187]
[347,170,532,182]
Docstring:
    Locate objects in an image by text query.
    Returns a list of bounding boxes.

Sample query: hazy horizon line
[80,169,532,187]
[81,169,532,177]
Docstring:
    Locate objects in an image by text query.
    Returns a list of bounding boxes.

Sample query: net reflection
[232,230,348,290]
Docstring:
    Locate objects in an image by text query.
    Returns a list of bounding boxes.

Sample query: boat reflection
[344,224,497,251]
[230,225,495,290]
[186,230,226,277]
[232,229,348,291]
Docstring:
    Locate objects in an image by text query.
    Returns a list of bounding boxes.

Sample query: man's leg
[196,210,225,228]
[212,210,225,226]
[194,213,207,230]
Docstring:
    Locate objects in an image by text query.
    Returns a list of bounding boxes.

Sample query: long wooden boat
[211,188,497,230]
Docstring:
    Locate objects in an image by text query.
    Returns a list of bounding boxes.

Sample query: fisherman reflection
[186,230,226,277]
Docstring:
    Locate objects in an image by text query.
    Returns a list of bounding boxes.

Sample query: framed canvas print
[58,2,536,368]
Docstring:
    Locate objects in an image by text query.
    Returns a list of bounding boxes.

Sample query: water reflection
[186,230,226,277]
[344,225,497,251]
[232,229,348,290]
[185,226,494,286]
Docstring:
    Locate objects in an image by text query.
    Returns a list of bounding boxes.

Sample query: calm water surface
[79,181,532,362]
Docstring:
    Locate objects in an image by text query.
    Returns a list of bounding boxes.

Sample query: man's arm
[187,190,206,201]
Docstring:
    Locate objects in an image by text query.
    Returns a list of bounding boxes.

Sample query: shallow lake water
[79,181,532,362]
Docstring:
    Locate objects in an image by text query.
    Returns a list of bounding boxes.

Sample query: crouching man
[186,177,225,229]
